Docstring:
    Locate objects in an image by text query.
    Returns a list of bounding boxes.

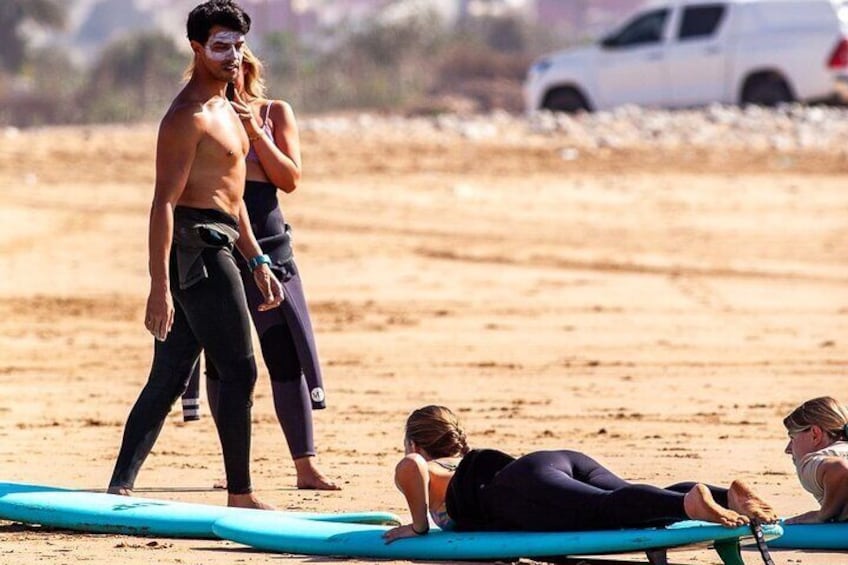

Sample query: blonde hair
[405,405,470,458]
[784,396,848,440]
[240,45,266,100]
[182,44,267,100]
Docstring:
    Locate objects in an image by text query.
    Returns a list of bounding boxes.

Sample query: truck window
[603,9,669,48]
[678,4,726,40]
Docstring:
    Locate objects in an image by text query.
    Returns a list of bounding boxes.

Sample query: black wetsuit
[109,206,258,494]
[446,449,730,532]
[203,180,324,458]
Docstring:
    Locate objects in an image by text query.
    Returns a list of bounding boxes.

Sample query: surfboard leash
[750,522,776,565]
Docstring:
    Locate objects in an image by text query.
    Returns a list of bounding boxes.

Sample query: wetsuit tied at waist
[173,206,240,289]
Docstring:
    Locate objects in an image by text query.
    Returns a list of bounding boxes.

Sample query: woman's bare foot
[227,493,275,510]
[728,480,778,523]
[295,456,341,491]
[297,473,341,490]
[107,486,132,496]
[684,483,748,528]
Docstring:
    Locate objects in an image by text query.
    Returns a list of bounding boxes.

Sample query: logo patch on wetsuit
[310,387,325,403]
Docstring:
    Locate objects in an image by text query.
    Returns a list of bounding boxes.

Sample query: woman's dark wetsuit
[202,180,326,459]
[445,449,730,532]
[109,206,258,495]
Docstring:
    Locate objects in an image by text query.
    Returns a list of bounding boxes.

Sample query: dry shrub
[428,43,531,113]
[442,78,525,113]
[436,43,531,83]
[401,94,482,117]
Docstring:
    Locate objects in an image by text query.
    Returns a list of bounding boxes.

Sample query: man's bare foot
[728,480,778,523]
[684,483,748,528]
[227,493,275,510]
[107,486,132,496]
[295,456,341,491]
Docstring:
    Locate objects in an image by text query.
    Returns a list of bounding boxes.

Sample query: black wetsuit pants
[205,309,315,459]
[109,246,257,494]
[480,450,729,531]
[205,181,317,459]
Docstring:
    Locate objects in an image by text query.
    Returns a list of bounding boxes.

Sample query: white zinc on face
[204,30,245,64]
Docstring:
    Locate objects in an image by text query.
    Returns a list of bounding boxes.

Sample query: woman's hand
[382,523,428,544]
[229,91,261,139]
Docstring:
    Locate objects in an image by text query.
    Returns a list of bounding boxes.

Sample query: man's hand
[145,287,174,341]
[253,264,284,311]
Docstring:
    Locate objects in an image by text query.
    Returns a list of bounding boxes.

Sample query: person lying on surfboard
[783,396,848,524]
[383,405,777,543]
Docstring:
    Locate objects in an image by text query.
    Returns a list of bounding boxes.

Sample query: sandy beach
[0,113,846,564]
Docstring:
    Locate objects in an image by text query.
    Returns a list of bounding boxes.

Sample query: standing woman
[200,46,339,490]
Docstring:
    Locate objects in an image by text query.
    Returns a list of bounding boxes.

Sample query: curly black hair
[186,0,251,44]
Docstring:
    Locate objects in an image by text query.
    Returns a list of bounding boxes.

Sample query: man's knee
[213,355,258,386]
[147,361,196,401]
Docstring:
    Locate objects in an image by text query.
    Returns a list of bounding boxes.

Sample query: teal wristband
[248,254,271,271]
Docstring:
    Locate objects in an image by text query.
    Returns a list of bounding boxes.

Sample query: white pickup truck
[523,0,848,112]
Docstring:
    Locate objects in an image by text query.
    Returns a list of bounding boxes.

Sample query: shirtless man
[107,0,282,509]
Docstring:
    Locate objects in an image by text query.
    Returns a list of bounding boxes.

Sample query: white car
[524,0,848,112]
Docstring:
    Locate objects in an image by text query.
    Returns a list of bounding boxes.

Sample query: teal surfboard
[0,481,400,538]
[212,513,783,563]
[767,520,848,549]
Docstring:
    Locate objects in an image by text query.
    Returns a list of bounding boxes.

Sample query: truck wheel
[542,88,589,113]
[742,74,793,106]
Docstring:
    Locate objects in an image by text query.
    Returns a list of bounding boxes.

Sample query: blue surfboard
[0,481,400,538]
[767,520,848,549]
[212,513,783,563]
